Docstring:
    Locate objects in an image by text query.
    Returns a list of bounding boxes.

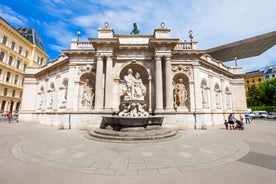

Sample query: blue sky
[1,0,276,73]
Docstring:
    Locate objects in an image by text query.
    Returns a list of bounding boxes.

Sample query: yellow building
[0,17,48,115]
[244,70,264,94]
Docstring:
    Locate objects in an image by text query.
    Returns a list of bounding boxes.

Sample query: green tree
[246,85,261,106]
[258,78,276,106]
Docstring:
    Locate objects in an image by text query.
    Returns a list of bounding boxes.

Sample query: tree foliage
[247,78,276,106]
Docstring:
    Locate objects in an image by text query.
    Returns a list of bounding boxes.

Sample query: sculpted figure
[122,68,146,100]
[123,68,136,99]
[82,79,94,107]
[174,79,187,107]
[137,103,149,116]
[133,72,146,100]
[130,23,140,34]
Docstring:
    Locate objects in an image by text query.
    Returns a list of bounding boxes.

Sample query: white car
[248,112,255,119]
[266,113,276,119]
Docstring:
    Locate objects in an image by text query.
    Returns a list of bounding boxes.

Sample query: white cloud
[0,5,28,26]
[3,0,275,71]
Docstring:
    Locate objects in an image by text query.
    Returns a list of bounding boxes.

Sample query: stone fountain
[101,68,163,131]
[88,68,177,142]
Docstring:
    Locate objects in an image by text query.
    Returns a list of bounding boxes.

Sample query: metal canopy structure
[206,31,276,62]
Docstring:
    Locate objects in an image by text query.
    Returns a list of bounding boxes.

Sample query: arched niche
[79,73,95,108]
[172,73,190,111]
[119,63,150,110]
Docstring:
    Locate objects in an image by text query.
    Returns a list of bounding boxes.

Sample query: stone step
[86,128,180,143]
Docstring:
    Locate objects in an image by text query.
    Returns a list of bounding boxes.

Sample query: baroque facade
[0,18,48,115]
[20,25,247,129]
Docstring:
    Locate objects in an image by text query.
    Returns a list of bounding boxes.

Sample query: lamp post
[189,30,193,49]
[104,21,109,28]
[234,57,238,67]
[77,29,81,41]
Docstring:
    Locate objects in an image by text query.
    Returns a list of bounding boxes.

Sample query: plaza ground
[0,118,276,184]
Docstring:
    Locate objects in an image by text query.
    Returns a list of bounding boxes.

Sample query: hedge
[248,106,276,112]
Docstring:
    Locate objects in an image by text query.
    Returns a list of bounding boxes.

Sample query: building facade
[244,70,264,94]
[0,18,48,115]
[19,25,247,129]
[264,65,276,80]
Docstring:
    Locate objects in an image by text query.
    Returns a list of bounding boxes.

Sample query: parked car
[248,112,255,119]
[253,111,268,118]
[266,113,276,119]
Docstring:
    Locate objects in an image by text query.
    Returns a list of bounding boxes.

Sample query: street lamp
[104,21,109,28]
[189,30,193,49]
[77,29,81,41]
[234,57,238,67]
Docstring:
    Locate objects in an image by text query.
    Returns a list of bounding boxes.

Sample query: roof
[206,31,276,62]
[244,70,264,78]
[16,27,45,51]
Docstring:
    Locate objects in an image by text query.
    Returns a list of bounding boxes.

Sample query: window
[2,36,7,45]
[252,79,255,83]
[37,57,40,63]
[40,57,44,65]
[11,41,15,50]
[15,102,20,112]
[273,74,275,78]
[265,75,269,79]
[6,72,11,82]
[1,101,6,112]
[8,56,13,65]
[18,46,22,54]
[25,51,29,58]
[0,51,4,61]
[21,78,25,87]
[16,60,21,69]
[23,64,27,71]
[14,75,18,85]
[19,92,22,98]
[12,90,16,97]
[3,88,8,96]
[246,80,249,84]
[258,78,262,82]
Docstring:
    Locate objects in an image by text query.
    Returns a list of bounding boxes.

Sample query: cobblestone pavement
[1,119,276,184]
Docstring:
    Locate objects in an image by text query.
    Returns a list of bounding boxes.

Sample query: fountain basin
[101,116,164,131]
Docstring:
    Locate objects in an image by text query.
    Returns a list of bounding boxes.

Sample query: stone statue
[201,87,208,107]
[174,79,187,107]
[122,68,146,100]
[81,79,94,107]
[118,102,149,117]
[130,23,140,34]
[134,72,146,100]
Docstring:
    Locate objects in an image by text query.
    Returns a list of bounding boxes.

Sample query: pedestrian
[239,114,244,122]
[245,112,250,124]
[6,112,12,124]
[228,113,235,130]
[224,119,228,130]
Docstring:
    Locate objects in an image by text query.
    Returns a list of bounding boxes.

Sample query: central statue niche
[100,65,164,132]
[119,67,149,116]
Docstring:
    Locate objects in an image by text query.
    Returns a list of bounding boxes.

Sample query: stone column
[94,55,104,110]
[104,56,113,110]
[155,56,163,111]
[53,73,60,111]
[66,65,75,111]
[208,74,216,111]
[148,75,152,113]
[165,56,174,111]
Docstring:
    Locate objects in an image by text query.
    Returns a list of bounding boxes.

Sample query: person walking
[6,112,12,124]
[245,112,250,124]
